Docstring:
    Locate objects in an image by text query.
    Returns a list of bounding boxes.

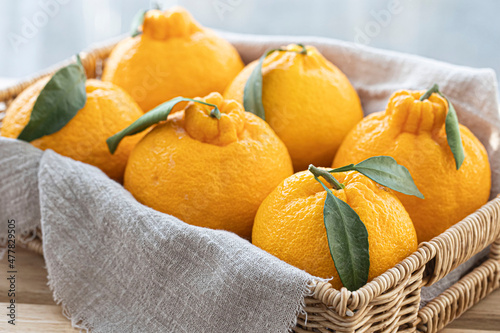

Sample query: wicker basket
[1,39,500,333]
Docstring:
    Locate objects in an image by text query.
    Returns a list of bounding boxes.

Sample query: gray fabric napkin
[0,139,42,246]
[1,33,500,331]
[0,138,313,332]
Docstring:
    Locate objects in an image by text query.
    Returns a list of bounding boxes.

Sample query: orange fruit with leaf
[1,57,144,182]
[224,44,363,171]
[252,157,420,290]
[333,85,491,242]
[107,92,293,239]
[102,6,244,111]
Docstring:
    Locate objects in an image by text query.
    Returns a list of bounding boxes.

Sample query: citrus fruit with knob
[102,6,244,112]
[1,78,144,182]
[333,89,491,242]
[252,169,418,290]
[123,92,293,239]
[224,44,363,171]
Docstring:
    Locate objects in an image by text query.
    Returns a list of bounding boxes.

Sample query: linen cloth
[0,138,314,332]
[1,32,499,332]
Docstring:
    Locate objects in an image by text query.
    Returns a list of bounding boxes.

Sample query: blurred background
[0,0,499,92]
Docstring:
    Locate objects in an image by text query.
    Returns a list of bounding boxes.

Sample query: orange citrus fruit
[124,92,293,239]
[333,90,491,242]
[252,169,418,290]
[1,78,144,182]
[102,6,244,112]
[224,44,363,171]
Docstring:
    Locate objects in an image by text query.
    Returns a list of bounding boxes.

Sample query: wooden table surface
[0,247,499,332]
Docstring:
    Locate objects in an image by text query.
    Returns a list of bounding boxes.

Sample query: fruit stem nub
[209,107,221,119]
[297,43,308,55]
[308,164,344,190]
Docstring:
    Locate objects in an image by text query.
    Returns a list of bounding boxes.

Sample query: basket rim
[308,194,500,315]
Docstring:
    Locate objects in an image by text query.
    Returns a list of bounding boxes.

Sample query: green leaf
[443,97,465,170]
[323,191,370,291]
[243,45,307,120]
[420,84,465,170]
[312,175,369,291]
[17,55,87,142]
[243,50,273,120]
[330,156,424,199]
[130,9,147,37]
[106,97,220,154]
[309,165,369,291]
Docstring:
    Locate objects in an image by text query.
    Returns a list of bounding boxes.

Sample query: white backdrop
[0,0,499,93]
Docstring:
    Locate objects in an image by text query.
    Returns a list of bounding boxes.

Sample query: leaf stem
[419,83,440,101]
[190,100,221,119]
[308,164,344,190]
[328,164,355,173]
[107,97,222,154]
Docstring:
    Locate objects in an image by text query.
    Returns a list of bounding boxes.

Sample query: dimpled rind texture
[123,93,294,239]
[224,44,363,172]
[102,7,244,112]
[1,78,145,182]
[252,169,418,290]
[333,90,492,243]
